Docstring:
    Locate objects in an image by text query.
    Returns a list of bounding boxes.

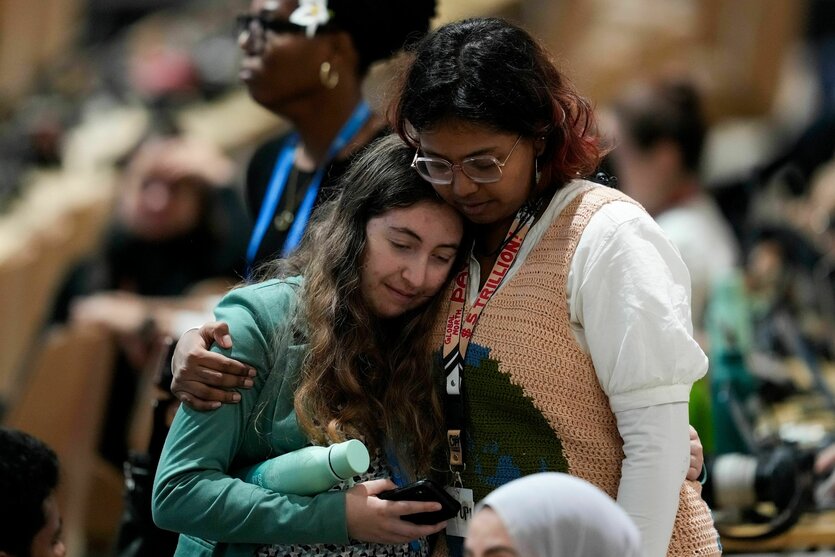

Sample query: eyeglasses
[411,135,523,185]
[236,13,307,40]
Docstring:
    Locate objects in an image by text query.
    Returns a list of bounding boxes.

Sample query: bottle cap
[328,439,370,480]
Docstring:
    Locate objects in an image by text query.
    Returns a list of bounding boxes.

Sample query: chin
[374,301,411,320]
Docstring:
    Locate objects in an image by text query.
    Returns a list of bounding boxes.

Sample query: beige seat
[3,324,117,557]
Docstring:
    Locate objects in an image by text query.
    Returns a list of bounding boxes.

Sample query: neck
[474,216,516,258]
[657,176,700,216]
[270,86,379,170]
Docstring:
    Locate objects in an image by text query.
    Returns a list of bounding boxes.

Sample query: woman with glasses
[390,18,720,557]
[171,16,719,557]
[237,0,436,277]
[167,0,438,411]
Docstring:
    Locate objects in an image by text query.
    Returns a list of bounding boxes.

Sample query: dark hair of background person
[0,428,60,557]
[610,79,707,174]
[389,17,602,188]
[325,0,437,76]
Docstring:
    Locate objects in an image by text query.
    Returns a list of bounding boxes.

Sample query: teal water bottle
[705,271,759,455]
[240,439,370,496]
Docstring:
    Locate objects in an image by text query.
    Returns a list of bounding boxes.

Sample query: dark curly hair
[390,17,602,188]
[328,0,437,75]
[0,428,60,557]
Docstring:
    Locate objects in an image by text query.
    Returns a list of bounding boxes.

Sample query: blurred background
[0,0,834,556]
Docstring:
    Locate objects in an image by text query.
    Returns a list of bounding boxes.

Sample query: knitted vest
[437,184,721,556]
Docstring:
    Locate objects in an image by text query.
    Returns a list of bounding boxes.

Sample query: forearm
[616,402,689,557]
[152,406,349,545]
[153,467,347,544]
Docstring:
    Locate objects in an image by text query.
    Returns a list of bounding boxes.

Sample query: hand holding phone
[378,479,461,525]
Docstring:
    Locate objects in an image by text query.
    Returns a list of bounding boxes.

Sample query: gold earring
[319,61,339,89]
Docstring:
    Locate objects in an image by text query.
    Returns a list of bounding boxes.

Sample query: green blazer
[152,278,348,556]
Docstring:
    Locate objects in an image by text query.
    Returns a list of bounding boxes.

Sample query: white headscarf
[476,472,642,557]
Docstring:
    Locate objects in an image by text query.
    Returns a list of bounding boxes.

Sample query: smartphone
[378,478,461,525]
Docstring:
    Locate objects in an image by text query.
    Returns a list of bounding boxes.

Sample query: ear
[533,135,547,157]
[322,31,359,75]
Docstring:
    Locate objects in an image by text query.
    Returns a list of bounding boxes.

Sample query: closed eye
[390,241,411,251]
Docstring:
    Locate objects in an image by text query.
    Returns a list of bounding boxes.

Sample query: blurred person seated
[464,472,642,557]
[0,428,66,557]
[604,78,741,339]
[47,123,249,468]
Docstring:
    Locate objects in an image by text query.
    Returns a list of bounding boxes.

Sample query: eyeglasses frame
[410,135,523,185]
[236,13,309,42]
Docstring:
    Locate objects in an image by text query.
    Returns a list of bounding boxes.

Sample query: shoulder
[217,277,303,328]
[547,180,657,243]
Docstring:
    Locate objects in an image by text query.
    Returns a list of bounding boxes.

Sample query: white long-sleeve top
[464,180,707,556]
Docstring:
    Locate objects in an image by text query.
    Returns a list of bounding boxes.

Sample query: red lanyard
[442,204,537,469]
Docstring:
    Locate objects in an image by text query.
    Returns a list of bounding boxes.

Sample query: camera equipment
[703,444,816,540]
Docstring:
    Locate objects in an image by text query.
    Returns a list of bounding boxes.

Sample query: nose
[238,24,260,54]
[450,167,479,198]
[401,255,429,290]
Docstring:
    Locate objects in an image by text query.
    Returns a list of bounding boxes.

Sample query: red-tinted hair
[389,17,603,187]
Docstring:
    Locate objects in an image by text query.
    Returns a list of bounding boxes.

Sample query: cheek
[360,242,388,284]
[431,184,456,206]
[425,264,453,295]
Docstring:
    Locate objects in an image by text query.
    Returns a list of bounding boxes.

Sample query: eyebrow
[389,226,460,249]
[421,145,500,159]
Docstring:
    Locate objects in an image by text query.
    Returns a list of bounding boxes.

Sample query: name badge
[444,486,474,538]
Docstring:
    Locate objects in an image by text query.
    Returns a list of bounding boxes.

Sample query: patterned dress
[256,454,429,557]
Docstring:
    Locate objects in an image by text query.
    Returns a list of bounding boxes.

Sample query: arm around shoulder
[153,279,350,545]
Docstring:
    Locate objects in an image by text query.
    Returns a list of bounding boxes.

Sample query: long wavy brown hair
[256,134,470,476]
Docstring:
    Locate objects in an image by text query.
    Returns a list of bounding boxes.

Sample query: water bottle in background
[705,271,760,455]
[240,439,370,496]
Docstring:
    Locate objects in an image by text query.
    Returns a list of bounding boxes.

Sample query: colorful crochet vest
[435,184,721,555]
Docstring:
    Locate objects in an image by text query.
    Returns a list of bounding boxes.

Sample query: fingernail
[248,367,256,377]
[211,402,221,409]
[222,334,232,346]
[232,393,241,402]
[243,379,254,388]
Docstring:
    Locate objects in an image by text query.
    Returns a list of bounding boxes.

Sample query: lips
[457,200,491,216]
[239,58,262,81]
[385,284,418,303]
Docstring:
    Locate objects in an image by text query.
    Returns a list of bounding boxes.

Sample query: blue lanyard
[245,100,372,277]
[385,444,423,553]
[385,443,409,488]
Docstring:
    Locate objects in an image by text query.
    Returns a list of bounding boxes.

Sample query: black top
[49,186,250,323]
[245,128,390,266]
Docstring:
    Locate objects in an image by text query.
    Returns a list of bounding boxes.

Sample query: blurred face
[608,117,677,216]
[238,0,332,110]
[28,494,65,557]
[119,144,204,242]
[465,507,518,557]
[361,200,463,319]
[415,120,539,228]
